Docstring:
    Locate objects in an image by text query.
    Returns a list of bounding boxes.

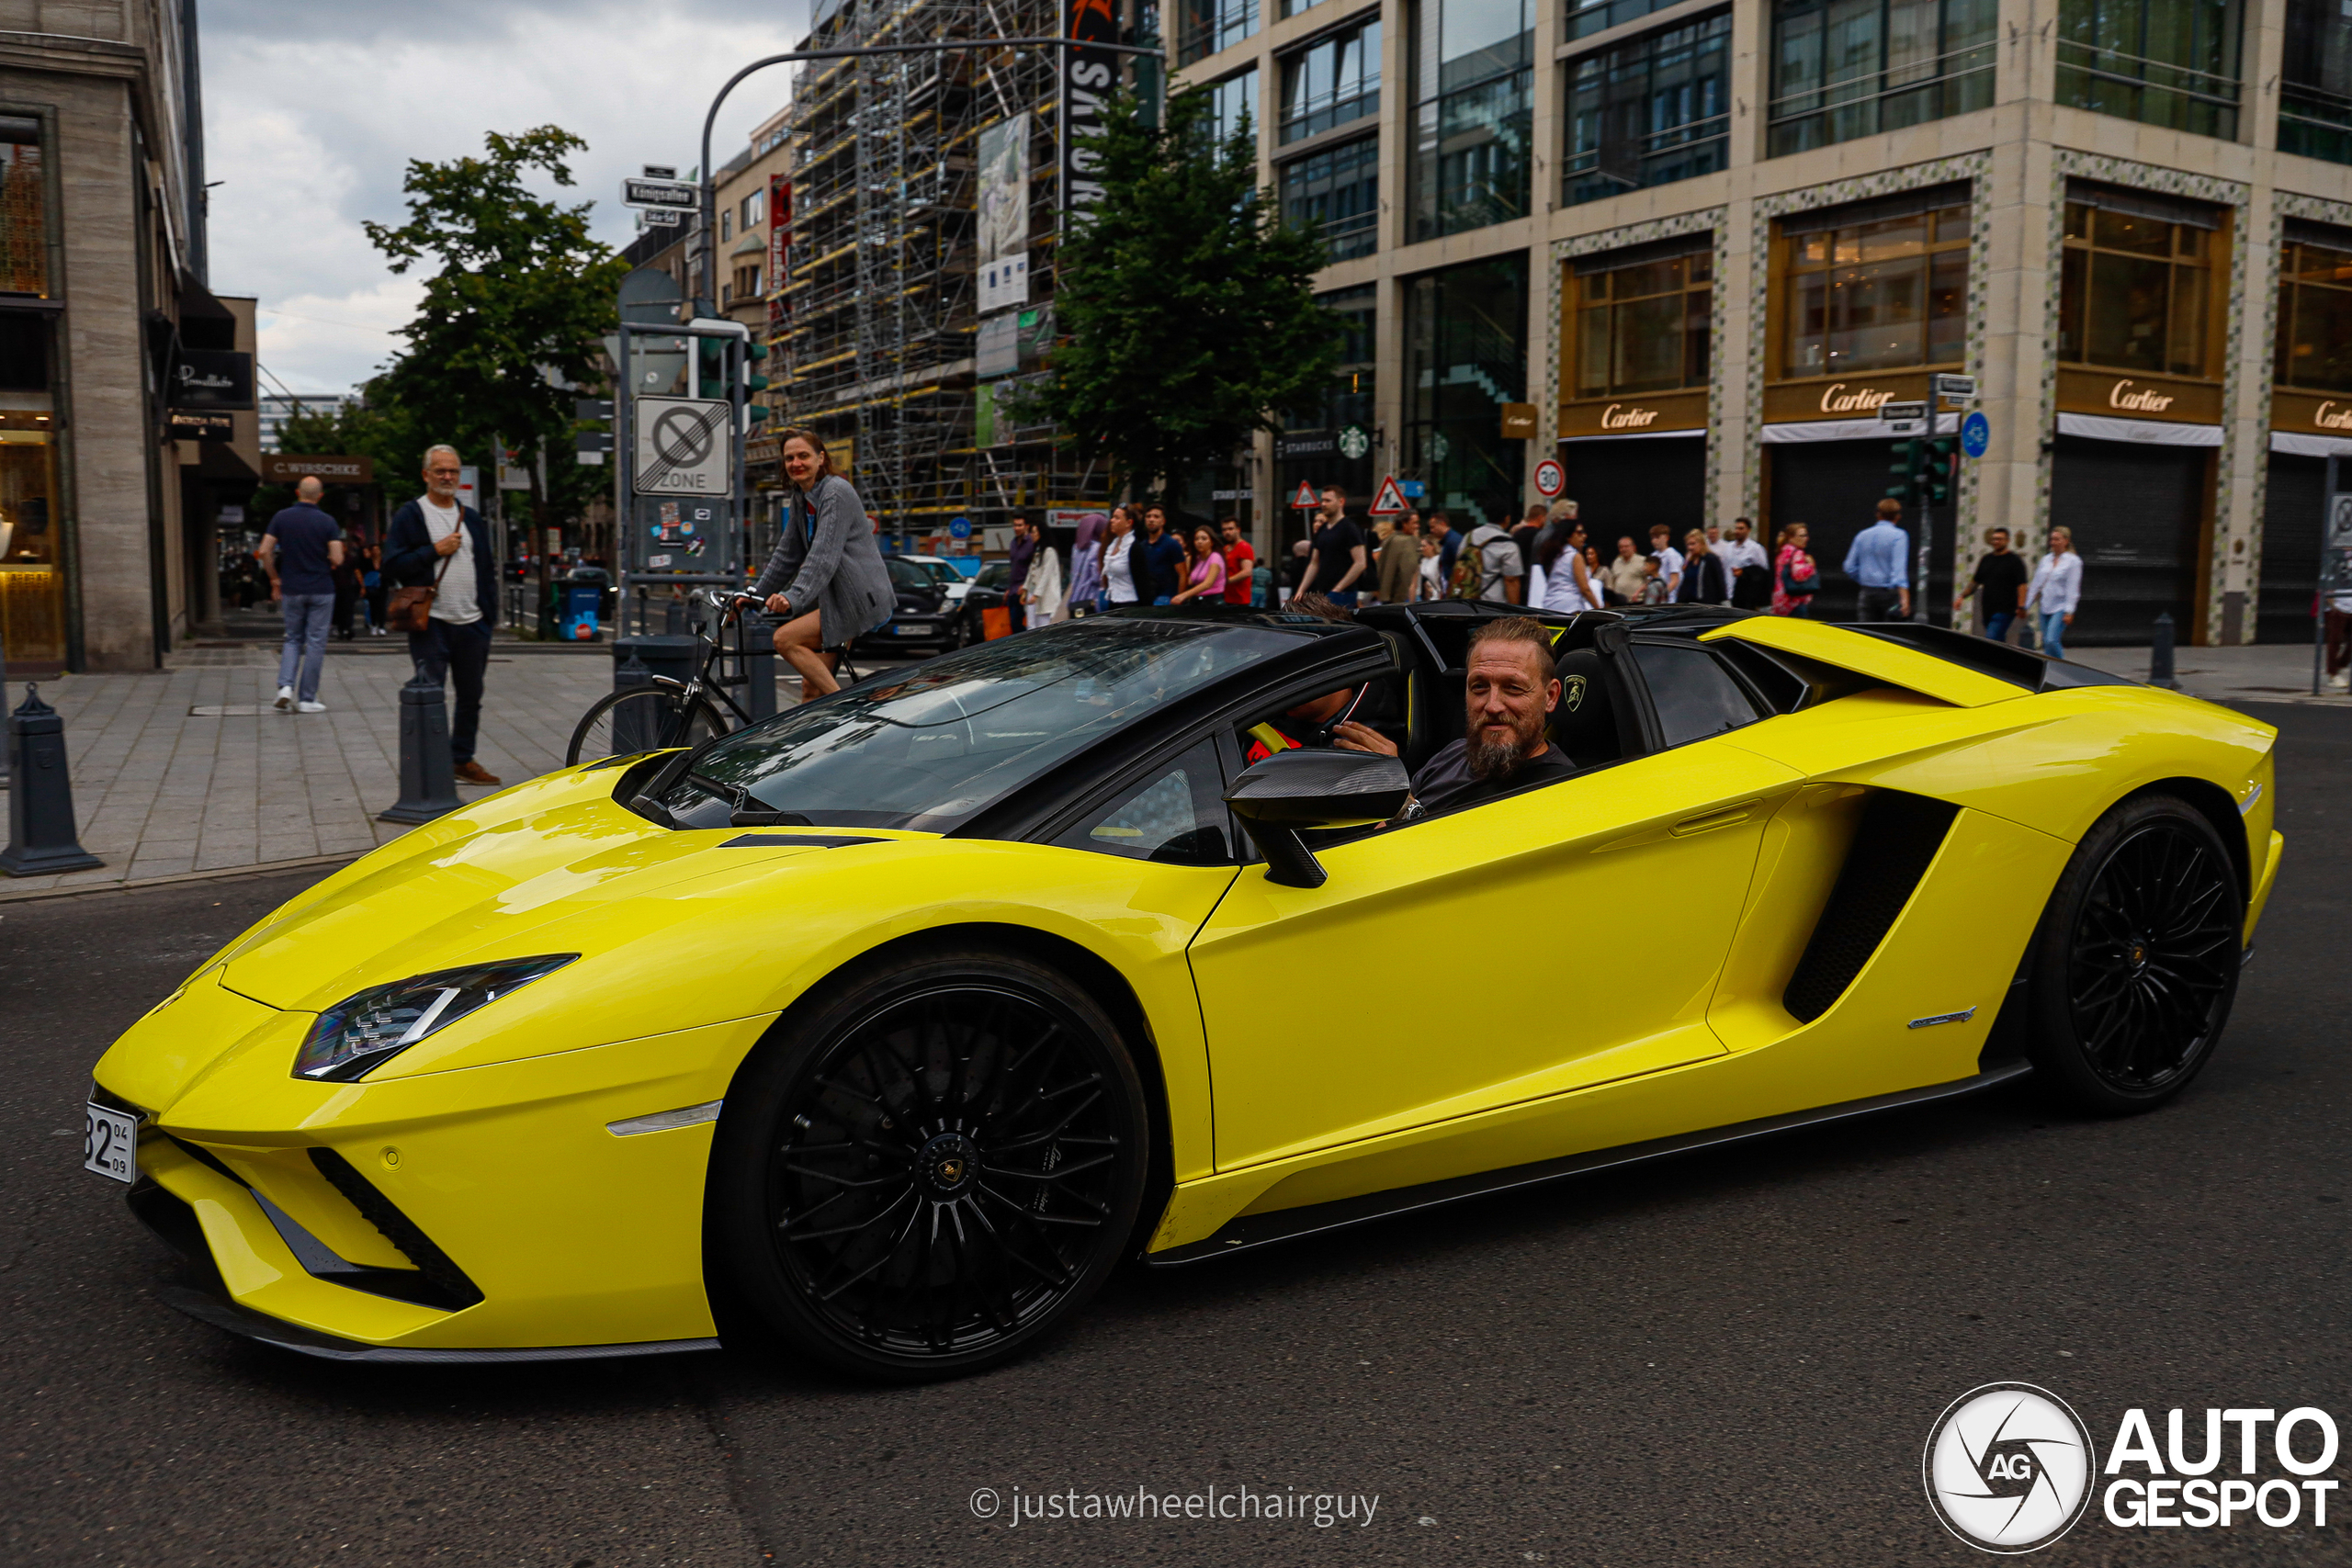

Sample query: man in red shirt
[1219,517,1256,605]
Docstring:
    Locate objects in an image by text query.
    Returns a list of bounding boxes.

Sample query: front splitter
[161,1286,722,1365]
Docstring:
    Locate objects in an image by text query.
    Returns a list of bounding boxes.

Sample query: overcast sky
[203,0,810,395]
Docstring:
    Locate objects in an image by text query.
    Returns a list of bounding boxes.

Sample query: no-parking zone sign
[633,397,733,498]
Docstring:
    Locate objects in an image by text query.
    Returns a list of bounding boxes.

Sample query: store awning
[2056,412,2221,447]
[2270,429,2352,459]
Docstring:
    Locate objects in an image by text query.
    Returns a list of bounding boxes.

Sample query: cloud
[203,0,809,391]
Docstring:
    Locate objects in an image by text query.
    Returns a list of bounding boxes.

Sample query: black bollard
[663,596,684,635]
[377,674,463,824]
[741,613,777,722]
[611,647,653,754]
[2,684,103,875]
[2150,613,2181,690]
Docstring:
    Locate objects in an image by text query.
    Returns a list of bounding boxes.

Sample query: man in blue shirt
[1843,498,1911,622]
[260,476,345,712]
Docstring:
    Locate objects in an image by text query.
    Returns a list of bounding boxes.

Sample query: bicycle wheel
[566,688,727,767]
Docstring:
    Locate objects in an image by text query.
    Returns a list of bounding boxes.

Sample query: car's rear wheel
[709,943,1148,1382]
[2024,793,2243,1114]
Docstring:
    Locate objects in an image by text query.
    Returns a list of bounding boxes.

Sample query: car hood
[209,766,917,1016]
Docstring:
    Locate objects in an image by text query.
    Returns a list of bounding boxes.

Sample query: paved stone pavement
[0,627,2338,902]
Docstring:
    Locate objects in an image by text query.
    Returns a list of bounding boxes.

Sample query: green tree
[1022,89,1339,501]
[364,126,625,539]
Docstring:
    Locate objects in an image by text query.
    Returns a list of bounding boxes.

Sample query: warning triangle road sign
[1290,480,1319,510]
[1369,474,1408,516]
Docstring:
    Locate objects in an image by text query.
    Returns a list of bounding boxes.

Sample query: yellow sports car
[88,604,2280,1380]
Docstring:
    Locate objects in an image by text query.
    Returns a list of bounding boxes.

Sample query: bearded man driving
[1334,615,1574,816]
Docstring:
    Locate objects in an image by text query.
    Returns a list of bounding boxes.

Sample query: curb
[0,852,361,906]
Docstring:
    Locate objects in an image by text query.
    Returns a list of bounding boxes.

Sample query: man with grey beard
[1332,615,1573,817]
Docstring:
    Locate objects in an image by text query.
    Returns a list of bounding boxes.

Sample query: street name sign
[1879,399,1928,436]
[625,176,696,210]
[633,396,734,497]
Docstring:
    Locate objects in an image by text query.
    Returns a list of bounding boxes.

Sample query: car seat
[1549,647,1627,768]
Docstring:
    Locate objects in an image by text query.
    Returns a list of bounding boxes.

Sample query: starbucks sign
[1338,423,1370,460]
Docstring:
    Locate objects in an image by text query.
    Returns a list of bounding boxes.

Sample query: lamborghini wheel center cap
[921,1132,978,1195]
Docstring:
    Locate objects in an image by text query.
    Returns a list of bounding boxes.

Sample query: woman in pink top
[1170,523,1227,604]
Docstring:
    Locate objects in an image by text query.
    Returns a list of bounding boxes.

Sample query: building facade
[0,2,244,673]
[1182,0,2352,644]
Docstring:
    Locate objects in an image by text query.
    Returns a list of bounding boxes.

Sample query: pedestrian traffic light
[1887,439,1922,503]
[1925,434,1958,504]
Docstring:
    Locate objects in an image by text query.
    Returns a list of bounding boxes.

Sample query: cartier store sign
[2055,367,2222,425]
[1558,388,1709,439]
[2270,389,2352,436]
[1760,371,1930,425]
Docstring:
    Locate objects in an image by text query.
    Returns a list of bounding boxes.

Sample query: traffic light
[744,339,770,396]
[1925,435,1957,504]
[1887,439,1922,504]
[696,336,729,400]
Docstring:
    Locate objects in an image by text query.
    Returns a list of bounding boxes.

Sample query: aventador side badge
[1907,1008,1978,1030]
[1561,673,1587,713]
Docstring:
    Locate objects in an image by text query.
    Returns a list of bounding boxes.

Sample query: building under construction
[778,0,1113,540]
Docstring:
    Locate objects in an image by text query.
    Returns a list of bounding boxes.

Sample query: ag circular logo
[1923,1383,2097,1553]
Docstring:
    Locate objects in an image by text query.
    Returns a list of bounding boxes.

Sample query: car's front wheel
[709,943,1149,1381]
[2024,792,2244,1114]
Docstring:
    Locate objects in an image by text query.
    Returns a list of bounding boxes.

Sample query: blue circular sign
[948,516,972,539]
[1961,411,1991,458]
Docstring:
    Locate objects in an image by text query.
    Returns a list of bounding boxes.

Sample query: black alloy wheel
[2026,793,2243,1113]
[709,945,1149,1381]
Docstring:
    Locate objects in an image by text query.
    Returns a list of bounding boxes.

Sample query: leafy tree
[247,387,426,536]
[363,126,625,540]
[1020,89,1339,501]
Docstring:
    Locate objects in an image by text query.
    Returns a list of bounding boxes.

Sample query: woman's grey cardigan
[751,472,894,647]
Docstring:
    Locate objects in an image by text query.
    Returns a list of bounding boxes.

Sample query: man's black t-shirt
[265,503,342,596]
[1409,737,1575,817]
[1970,550,2029,616]
[1309,519,1364,592]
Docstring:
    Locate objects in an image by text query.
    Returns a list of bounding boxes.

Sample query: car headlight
[292,955,579,1081]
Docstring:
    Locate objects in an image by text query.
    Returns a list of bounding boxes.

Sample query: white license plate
[893,624,927,636]
[84,1102,137,1184]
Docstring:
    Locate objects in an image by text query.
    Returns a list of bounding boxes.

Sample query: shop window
[1280,17,1380,143]
[1571,242,1711,398]
[1565,10,1730,208]
[2275,232,2352,393]
[1768,0,1996,156]
[1181,0,1260,65]
[1410,0,1533,241]
[0,117,46,298]
[1567,0,1687,41]
[2282,0,2352,164]
[1286,285,1376,434]
[1281,135,1378,262]
[2056,187,2221,378]
[1777,188,1970,379]
[2055,0,2244,140]
[1404,253,1528,529]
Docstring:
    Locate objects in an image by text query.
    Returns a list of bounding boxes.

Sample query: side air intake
[1781,792,1961,1023]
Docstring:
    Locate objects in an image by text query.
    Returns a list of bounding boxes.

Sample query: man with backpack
[1455,516,1523,604]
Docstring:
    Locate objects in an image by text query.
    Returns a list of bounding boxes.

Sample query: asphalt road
[4,703,2346,1568]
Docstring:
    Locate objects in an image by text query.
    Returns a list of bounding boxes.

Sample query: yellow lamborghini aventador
[88,602,2280,1380]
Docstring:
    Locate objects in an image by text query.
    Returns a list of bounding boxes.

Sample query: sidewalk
[2066,641,2352,706]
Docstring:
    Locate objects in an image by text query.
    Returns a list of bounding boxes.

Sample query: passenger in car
[1335,616,1573,817]
[1242,592,1365,763]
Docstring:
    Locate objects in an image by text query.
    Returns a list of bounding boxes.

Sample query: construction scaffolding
[780,0,1105,539]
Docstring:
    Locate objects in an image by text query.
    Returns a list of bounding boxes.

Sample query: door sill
[1143,1063,2032,1267]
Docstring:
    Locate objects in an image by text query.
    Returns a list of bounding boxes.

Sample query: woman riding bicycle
[752,427,894,702]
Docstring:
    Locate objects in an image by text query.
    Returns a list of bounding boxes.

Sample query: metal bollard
[663,596,684,635]
[611,647,653,754]
[1,684,102,875]
[376,674,463,824]
[2149,613,2181,690]
[741,613,778,722]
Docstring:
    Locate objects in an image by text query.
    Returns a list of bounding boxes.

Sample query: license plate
[84,1102,137,1184]
[893,624,927,636]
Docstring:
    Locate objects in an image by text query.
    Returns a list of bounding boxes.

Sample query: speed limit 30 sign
[633,396,734,498]
[1533,457,1566,499]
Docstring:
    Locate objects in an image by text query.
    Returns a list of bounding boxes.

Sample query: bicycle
[565,590,869,766]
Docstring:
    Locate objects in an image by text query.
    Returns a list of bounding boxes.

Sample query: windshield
[662,617,1306,831]
[975,561,1010,590]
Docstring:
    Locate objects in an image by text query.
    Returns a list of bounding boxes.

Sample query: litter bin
[612,634,697,692]
[561,566,610,642]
